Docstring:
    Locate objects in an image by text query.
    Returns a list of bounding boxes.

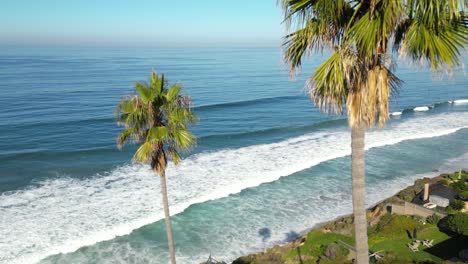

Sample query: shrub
[442,178,451,186]
[458,191,468,201]
[446,207,457,215]
[449,173,459,181]
[426,214,441,225]
[449,199,465,211]
[375,251,399,264]
[451,180,468,193]
[446,213,468,236]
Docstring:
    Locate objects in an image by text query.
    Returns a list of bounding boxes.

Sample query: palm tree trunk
[351,124,369,264]
[160,171,177,264]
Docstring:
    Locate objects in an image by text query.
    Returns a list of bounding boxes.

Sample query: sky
[1,0,285,48]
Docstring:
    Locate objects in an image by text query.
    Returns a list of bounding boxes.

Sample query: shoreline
[229,169,467,264]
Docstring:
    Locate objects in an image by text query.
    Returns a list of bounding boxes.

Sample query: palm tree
[280,1,467,263]
[115,70,196,264]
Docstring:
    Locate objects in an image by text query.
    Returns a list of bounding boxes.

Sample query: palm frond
[397,0,468,69]
[393,17,412,52]
[147,126,169,143]
[171,128,196,151]
[167,146,181,166]
[347,64,402,128]
[309,49,360,114]
[135,82,151,103]
[281,0,351,29]
[115,96,148,134]
[283,19,327,73]
[400,21,467,69]
[165,84,183,103]
[116,127,136,150]
[133,141,152,163]
[280,0,318,28]
[347,0,404,58]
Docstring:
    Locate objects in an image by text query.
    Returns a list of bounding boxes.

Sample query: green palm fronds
[115,70,197,174]
[281,0,467,128]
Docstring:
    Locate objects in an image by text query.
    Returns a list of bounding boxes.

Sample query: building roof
[413,183,455,205]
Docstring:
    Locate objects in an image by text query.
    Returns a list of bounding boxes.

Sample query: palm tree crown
[281,0,467,128]
[116,70,197,174]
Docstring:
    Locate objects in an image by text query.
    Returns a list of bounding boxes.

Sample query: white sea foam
[454,99,468,104]
[414,106,430,111]
[390,111,402,116]
[1,112,468,264]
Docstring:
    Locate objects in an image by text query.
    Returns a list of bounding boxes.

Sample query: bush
[442,178,451,186]
[449,173,459,181]
[451,180,468,193]
[375,251,400,264]
[449,200,465,211]
[426,214,441,225]
[458,191,468,201]
[446,213,468,236]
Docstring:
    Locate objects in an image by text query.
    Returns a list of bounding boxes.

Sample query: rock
[298,237,306,246]
[324,243,339,260]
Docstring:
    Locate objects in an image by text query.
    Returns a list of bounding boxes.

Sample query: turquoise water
[0,48,467,264]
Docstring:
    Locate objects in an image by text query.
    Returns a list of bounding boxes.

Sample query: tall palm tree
[115,71,196,264]
[280,0,467,263]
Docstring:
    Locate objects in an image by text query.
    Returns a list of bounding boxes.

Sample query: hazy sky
[1,0,284,47]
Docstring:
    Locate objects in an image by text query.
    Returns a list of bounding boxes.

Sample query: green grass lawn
[284,230,353,263]
[368,215,464,263]
[370,225,450,262]
[284,215,464,264]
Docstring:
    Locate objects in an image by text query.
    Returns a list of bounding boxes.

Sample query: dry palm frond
[347,64,401,128]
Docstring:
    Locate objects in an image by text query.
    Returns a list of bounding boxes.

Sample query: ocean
[0,47,467,264]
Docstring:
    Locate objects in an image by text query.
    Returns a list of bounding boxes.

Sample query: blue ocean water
[0,48,467,264]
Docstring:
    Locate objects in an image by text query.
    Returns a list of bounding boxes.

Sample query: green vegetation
[426,214,441,225]
[451,181,468,193]
[233,173,468,264]
[449,200,465,211]
[446,170,468,206]
[395,177,439,202]
[458,191,468,201]
[446,213,468,236]
[447,170,468,182]
[369,214,423,241]
[369,215,455,263]
[286,230,352,261]
[234,213,466,264]
[115,71,196,264]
